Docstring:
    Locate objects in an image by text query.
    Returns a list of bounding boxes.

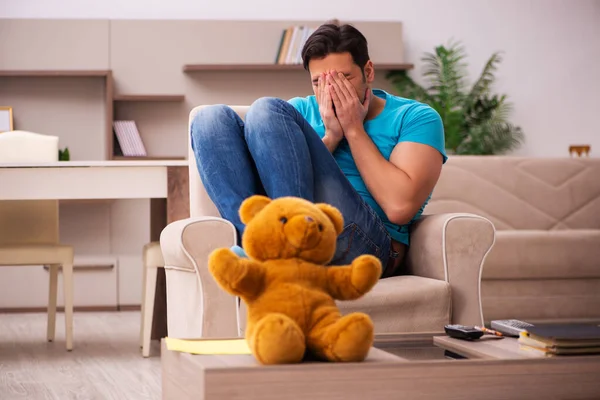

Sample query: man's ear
[239,195,272,224]
[363,60,375,84]
[316,203,344,235]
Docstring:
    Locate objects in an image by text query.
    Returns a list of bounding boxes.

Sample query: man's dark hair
[301,21,370,73]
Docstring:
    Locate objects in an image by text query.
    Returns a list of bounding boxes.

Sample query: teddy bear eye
[280,217,288,224]
[318,224,323,232]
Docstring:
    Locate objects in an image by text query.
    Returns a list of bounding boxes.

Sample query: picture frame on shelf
[0,107,13,133]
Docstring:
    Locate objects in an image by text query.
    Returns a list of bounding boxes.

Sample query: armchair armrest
[405,213,496,326]
[160,217,238,338]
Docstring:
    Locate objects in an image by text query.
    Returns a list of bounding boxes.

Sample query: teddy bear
[208,195,382,365]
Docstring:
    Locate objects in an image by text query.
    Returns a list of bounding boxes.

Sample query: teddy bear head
[239,195,344,264]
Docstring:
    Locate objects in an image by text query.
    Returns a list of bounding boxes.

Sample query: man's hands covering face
[317,73,344,142]
[327,71,371,136]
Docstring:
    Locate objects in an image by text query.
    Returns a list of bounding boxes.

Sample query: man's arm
[288,82,343,154]
[345,129,443,225]
[322,135,341,152]
[327,72,444,225]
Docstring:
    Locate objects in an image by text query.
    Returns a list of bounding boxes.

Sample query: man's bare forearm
[322,134,341,153]
[345,127,416,224]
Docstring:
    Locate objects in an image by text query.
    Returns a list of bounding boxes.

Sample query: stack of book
[518,323,600,356]
[274,25,317,65]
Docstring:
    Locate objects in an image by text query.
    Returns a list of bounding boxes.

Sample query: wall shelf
[0,70,111,77]
[113,94,185,102]
[182,63,414,72]
[1,69,114,160]
[111,155,186,161]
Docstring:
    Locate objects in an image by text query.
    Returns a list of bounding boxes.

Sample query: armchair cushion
[338,276,451,333]
[236,276,450,335]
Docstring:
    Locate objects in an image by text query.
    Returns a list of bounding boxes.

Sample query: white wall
[2,0,600,156]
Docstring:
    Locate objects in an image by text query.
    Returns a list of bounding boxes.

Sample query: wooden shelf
[113,94,185,102]
[183,63,414,72]
[0,70,111,77]
[111,156,186,161]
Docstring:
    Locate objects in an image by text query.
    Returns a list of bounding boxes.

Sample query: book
[165,337,251,355]
[275,25,317,65]
[518,323,600,356]
[113,120,147,157]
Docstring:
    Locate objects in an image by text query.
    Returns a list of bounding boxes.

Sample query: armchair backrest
[187,105,250,218]
[0,131,60,245]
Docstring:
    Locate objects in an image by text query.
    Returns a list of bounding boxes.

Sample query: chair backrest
[0,131,60,245]
[427,155,600,231]
[187,105,250,218]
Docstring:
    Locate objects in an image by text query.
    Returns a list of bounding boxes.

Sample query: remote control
[444,324,484,340]
[490,319,534,337]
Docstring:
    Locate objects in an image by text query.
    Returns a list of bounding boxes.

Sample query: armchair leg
[46,264,59,342]
[139,261,148,348]
[142,267,158,357]
[62,262,74,351]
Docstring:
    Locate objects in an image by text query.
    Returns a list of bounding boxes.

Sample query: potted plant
[59,147,70,161]
[387,40,524,155]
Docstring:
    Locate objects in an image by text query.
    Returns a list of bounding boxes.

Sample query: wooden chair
[0,131,75,351]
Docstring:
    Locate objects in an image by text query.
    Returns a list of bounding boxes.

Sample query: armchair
[160,105,496,339]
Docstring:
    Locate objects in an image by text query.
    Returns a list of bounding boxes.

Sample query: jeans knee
[190,104,241,145]
[246,97,294,126]
[245,98,300,145]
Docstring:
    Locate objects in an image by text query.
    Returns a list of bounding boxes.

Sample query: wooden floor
[0,311,161,400]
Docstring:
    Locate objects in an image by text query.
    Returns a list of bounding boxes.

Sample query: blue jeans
[190,97,398,276]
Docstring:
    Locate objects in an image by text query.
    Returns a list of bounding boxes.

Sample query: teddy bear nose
[305,216,314,222]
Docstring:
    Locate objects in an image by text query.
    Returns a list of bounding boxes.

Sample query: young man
[191,23,446,278]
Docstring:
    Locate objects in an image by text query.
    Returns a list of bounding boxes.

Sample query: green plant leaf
[421,41,468,109]
[468,52,503,101]
[386,39,523,155]
[457,120,524,155]
[444,109,467,152]
[58,146,70,161]
[386,70,432,104]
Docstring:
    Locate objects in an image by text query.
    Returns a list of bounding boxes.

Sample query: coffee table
[161,333,600,399]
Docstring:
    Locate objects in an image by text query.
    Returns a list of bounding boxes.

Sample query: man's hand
[327,71,371,135]
[317,73,343,144]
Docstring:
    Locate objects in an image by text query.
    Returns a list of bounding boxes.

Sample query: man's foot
[230,245,248,259]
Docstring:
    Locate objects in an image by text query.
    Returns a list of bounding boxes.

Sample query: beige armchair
[0,131,74,351]
[159,106,496,340]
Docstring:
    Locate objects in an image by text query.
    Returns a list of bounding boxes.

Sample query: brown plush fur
[208,195,382,365]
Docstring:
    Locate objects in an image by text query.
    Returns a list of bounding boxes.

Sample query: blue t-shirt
[288,88,447,245]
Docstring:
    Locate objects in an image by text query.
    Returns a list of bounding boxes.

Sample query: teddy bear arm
[326,255,382,300]
[230,258,265,298]
[325,266,363,300]
[209,249,265,299]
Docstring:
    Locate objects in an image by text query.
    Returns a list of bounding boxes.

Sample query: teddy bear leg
[247,313,306,365]
[308,312,374,362]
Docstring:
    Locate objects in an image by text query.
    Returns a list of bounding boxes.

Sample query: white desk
[0,160,189,330]
[0,160,189,200]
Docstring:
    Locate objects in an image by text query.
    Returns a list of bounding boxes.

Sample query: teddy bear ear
[239,195,272,224]
[316,203,344,235]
